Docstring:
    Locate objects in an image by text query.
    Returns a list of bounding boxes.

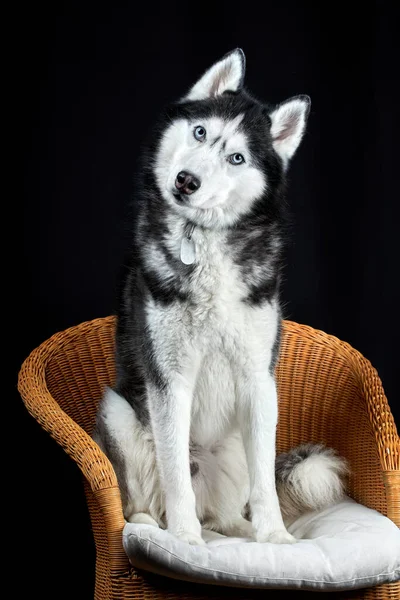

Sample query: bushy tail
[275,443,348,524]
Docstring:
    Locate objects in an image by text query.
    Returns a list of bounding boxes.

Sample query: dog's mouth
[172,191,187,203]
[172,190,219,210]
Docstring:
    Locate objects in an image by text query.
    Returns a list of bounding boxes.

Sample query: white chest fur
[145,221,279,446]
[189,226,247,319]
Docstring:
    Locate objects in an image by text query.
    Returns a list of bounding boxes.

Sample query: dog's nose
[175,171,201,195]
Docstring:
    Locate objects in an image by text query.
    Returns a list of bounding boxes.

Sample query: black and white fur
[94,49,347,546]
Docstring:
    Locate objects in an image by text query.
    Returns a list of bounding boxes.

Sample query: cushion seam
[126,534,400,585]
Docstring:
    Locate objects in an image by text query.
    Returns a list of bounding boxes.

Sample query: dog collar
[180,222,196,265]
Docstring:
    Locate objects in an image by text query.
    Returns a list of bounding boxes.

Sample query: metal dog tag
[180,236,196,265]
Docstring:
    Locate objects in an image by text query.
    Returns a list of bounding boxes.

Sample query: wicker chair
[18,316,399,600]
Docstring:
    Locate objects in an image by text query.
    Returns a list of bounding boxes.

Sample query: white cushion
[123,498,400,591]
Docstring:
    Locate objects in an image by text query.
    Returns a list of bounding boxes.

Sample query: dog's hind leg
[94,388,165,527]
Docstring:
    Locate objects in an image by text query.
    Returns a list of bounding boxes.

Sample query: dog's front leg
[237,371,296,544]
[148,367,204,546]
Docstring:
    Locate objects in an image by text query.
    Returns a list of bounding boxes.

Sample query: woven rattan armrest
[18,351,127,545]
[18,359,117,491]
[18,351,129,574]
[279,321,399,527]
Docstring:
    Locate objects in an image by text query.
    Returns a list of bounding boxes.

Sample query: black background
[17,2,398,598]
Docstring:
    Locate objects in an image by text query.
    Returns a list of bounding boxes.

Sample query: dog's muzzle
[175,171,201,195]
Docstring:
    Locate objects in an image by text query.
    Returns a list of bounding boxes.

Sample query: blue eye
[228,153,245,165]
[194,126,206,141]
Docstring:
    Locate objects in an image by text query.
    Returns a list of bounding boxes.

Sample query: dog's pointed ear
[269,95,311,165]
[184,49,246,102]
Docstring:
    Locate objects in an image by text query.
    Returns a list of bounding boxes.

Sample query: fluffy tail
[275,443,348,524]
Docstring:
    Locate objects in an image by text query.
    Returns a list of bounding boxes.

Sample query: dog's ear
[184,49,246,102]
[269,95,311,166]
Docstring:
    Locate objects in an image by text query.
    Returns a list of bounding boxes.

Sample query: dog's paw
[255,529,296,544]
[127,512,160,527]
[175,531,206,546]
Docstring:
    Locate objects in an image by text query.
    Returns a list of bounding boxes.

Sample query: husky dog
[94,49,346,546]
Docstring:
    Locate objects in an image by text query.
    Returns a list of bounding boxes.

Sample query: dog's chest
[186,228,246,326]
[176,227,278,355]
[185,230,277,444]
[146,225,279,443]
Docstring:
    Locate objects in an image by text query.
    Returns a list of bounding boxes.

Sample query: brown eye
[228,153,245,165]
[194,126,206,141]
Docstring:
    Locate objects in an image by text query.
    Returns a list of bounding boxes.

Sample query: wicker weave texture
[18,316,399,599]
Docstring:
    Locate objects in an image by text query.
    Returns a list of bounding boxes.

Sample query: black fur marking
[245,278,279,306]
[269,317,282,374]
[237,48,246,89]
[114,373,150,427]
[275,444,325,483]
[210,135,221,148]
[141,268,189,305]
[190,461,199,477]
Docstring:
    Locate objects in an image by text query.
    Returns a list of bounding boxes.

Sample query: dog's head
[153,49,310,228]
